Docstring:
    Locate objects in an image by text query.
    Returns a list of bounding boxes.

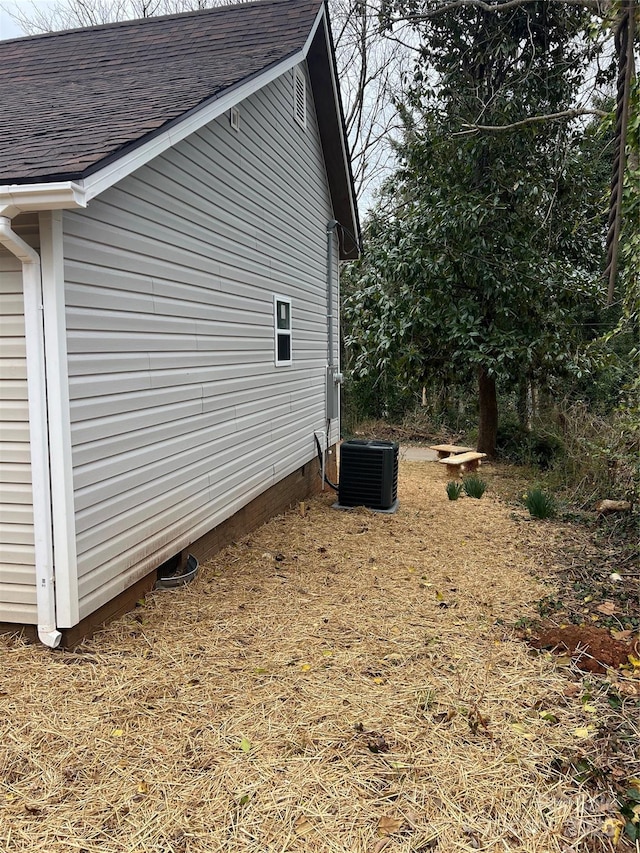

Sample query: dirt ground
[1,458,638,853]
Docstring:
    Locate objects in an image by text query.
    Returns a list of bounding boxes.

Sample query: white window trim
[293,66,307,128]
[274,295,292,367]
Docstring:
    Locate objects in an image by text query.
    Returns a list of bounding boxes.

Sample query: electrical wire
[314,432,338,491]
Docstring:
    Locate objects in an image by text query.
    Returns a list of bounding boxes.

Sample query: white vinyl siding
[0,214,38,624]
[63,64,339,621]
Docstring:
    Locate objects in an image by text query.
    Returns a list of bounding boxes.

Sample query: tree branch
[385,0,603,23]
[453,107,607,134]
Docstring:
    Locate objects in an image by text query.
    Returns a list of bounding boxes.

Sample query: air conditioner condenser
[336,439,399,512]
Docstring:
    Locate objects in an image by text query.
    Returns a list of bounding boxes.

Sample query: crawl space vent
[337,439,399,512]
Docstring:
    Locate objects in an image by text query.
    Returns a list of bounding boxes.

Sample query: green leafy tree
[344,2,610,454]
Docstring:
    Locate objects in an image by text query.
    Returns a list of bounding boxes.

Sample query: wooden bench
[438,451,487,476]
[429,444,474,459]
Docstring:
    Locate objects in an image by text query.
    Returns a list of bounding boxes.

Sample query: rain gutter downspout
[326,219,339,375]
[325,219,342,426]
[0,215,61,648]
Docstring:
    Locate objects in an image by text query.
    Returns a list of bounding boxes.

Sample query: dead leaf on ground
[432,709,456,724]
[611,629,634,641]
[365,732,390,753]
[572,726,596,739]
[596,601,616,616]
[601,816,625,844]
[378,815,404,836]
[294,815,313,835]
[610,679,640,697]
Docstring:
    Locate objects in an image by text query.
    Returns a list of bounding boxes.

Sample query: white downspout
[0,215,61,648]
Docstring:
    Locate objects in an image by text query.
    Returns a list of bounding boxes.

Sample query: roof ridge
[1,0,316,45]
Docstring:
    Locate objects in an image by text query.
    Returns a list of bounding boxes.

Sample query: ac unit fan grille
[338,440,399,510]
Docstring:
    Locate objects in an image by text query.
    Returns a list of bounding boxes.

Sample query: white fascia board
[83,5,326,202]
[0,182,86,218]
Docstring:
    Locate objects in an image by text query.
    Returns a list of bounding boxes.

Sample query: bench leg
[437,450,451,459]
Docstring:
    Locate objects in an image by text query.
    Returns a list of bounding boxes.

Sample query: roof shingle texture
[0,0,322,183]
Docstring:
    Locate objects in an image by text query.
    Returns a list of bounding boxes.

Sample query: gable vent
[293,67,307,128]
[230,106,240,131]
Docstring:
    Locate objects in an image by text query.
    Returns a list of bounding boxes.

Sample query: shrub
[446,481,463,500]
[496,416,564,469]
[463,475,487,499]
[524,487,556,519]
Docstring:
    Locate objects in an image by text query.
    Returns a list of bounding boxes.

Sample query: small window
[293,67,307,128]
[230,106,240,131]
[274,295,292,366]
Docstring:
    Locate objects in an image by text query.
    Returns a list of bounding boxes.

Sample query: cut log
[595,499,632,514]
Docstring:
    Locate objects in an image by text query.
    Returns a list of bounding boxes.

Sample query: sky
[0,0,58,39]
[0,7,25,39]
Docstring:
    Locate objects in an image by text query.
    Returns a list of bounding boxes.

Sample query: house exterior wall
[62,64,340,623]
[0,214,39,624]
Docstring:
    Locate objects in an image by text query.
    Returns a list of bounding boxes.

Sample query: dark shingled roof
[0,0,322,184]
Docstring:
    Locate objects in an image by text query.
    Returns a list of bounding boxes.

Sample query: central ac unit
[338,439,399,511]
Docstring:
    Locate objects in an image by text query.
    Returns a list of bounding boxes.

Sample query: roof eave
[307,6,361,259]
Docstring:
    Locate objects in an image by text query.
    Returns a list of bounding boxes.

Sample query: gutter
[0,182,86,218]
[0,216,60,648]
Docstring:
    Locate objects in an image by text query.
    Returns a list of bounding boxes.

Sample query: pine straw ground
[1,461,638,853]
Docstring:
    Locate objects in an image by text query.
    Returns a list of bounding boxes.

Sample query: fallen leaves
[365,732,390,753]
[509,722,536,740]
[294,815,313,835]
[611,629,634,642]
[601,816,625,845]
[377,815,404,836]
[572,725,596,739]
[608,676,640,697]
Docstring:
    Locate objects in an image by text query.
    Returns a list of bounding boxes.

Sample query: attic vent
[230,106,240,131]
[293,67,307,127]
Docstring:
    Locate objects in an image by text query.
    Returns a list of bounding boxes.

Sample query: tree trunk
[517,377,529,430]
[477,366,498,456]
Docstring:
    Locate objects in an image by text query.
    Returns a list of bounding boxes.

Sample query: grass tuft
[463,475,487,499]
[446,481,463,501]
[524,487,556,519]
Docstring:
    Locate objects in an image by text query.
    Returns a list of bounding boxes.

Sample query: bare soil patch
[529,624,635,674]
[1,459,638,852]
